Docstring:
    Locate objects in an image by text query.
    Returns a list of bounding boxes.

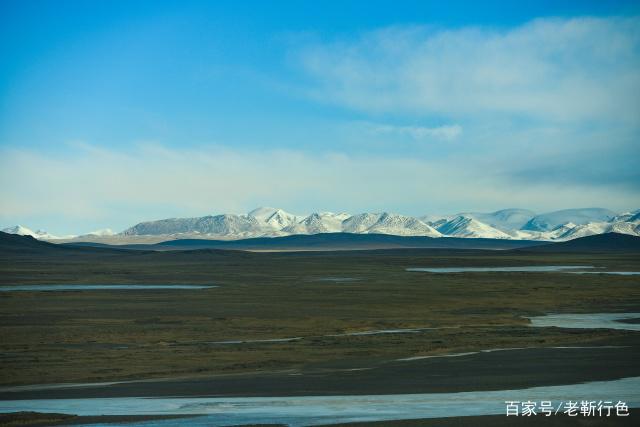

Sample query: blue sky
[1,0,639,234]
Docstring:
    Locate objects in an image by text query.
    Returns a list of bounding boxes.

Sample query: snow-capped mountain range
[3,207,639,242]
[0,226,114,241]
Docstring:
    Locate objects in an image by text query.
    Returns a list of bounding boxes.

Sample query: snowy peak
[13,206,639,243]
[1,225,61,240]
[122,214,263,237]
[461,209,536,231]
[250,208,299,230]
[122,217,199,236]
[247,207,280,221]
[558,219,640,240]
[342,212,441,237]
[265,210,298,229]
[2,225,36,237]
[607,221,640,236]
[436,216,511,239]
[521,208,618,232]
[367,213,442,237]
[624,211,640,223]
[342,213,383,233]
[191,214,262,236]
[283,212,346,234]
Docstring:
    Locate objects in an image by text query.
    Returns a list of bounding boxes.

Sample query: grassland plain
[1,242,639,392]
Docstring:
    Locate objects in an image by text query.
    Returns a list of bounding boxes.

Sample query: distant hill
[6,230,639,256]
[527,232,640,252]
[0,231,126,257]
[0,231,59,254]
[5,230,544,256]
[125,233,543,251]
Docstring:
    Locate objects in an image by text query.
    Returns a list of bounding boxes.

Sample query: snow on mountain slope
[267,210,300,229]
[366,213,441,237]
[122,217,199,235]
[1,225,61,240]
[247,207,280,222]
[558,222,608,240]
[543,222,578,240]
[419,213,454,223]
[611,212,635,223]
[608,221,640,236]
[430,216,455,230]
[611,210,640,222]
[460,209,536,232]
[84,228,115,237]
[436,216,511,239]
[195,214,262,236]
[40,206,639,242]
[122,214,263,237]
[502,223,576,241]
[502,229,543,240]
[122,217,196,235]
[2,225,37,237]
[521,208,618,232]
[559,217,640,240]
[342,213,383,233]
[248,207,301,230]
[283,212,348,234]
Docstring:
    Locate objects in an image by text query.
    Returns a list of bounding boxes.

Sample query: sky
[1,0,639,234]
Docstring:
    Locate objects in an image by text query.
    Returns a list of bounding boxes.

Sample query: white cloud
[371,123,462,140]
[298,17,640,123]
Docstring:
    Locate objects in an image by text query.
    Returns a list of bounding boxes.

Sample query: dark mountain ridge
[527,232,640,252]
[4,231,639,257]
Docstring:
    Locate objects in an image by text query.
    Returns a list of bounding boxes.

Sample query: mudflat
[1,343,639,400]
[1,245,639,398]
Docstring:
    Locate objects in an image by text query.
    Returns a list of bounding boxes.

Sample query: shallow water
[396,345,626,361]
[527,313,640,331]
[568,271,640,276]
[2,377,638,426]
[0,284,217,292]
[328,328,425,336]
[406,266,595,273]
[327,325,459,337]
[202,326,460,345]
[208,337,303,345]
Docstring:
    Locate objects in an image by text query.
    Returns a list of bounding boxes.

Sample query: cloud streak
[371,123,462,141]
[298,17,640,122]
